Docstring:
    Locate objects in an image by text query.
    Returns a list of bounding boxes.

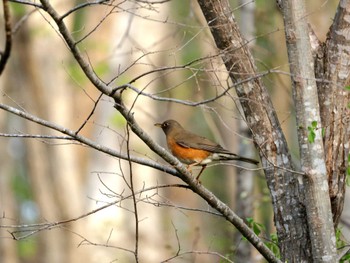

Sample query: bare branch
[0,133,73,140]
[39,0,113,97]
[125,123,140,262]
[114,71,270,107]
[0,102,179,176]
[60,0,112,20]
[1,184,189,239]
[113,89,281,263]
[75,93,103,134]
[8,0,42,8]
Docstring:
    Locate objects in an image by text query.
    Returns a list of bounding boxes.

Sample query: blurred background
[0,0,347,262]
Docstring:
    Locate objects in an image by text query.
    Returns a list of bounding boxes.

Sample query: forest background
[0,0,349,262]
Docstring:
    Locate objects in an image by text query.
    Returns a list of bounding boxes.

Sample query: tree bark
[280,0,337,261]
[196,0,311,261]
[315,0,350,227]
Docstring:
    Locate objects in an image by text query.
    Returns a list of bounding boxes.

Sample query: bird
[155,119,258,180]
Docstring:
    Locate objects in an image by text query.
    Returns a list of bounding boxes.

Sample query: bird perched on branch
[155,119,258,180]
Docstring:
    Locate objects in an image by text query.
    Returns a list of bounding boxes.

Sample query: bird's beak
[154,123,162,127]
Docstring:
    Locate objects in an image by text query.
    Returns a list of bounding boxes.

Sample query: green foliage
[12,171,32,201]
[246,217,265,236]
[335,228,350,262]
[340,251,350,263]
[10,2,27,17]
[265,233,280,259]
[336,228,346,248]
[246,218,280,259]
[18,239,37,261]
[307,121,318,143]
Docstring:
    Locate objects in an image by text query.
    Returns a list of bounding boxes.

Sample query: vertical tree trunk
[315,0,350,227]
[279,0,337,261]
[196,0,311,261]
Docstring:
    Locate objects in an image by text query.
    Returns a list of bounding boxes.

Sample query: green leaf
[245,217,265,236]
[335,228,346,248]
[265,233,280,259]
[246,217,254,226]
[340,252,350,263]
[307,127,316,143]
[245,218,281,259]
[307,121,318,143]
[253,223,262,236]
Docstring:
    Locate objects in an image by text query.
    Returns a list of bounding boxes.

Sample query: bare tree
[0,0,349,263]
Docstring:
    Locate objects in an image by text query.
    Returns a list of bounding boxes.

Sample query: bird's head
[154,119,183,135]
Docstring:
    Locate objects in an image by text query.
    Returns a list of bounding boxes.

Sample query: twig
[1,184,189,239]
[33,1,281,261]
[126,122,139,262]
[0,102,179,176]
[0,133,73,140]
[8,0,42,8]
[60,0,112,20]
[75,92,103,134]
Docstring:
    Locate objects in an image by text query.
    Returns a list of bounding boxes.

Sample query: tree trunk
[314,0,350,228]
[280,0,337,261]
[196,0,311,261]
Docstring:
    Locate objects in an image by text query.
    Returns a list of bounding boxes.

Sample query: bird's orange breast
[167,137,211,164]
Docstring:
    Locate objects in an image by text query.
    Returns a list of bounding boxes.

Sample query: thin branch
[162,250,234,263]
[114,71,269,107]
[0,102,179,177]
[111,69,342,109]
[8,0,42,8]
[12,9,38,34]
[60,0,112,20]
[33,1,280,261]
[74,3,118,46]
[39,0,112,97]
[75,92,103,134]
[0,133,73,140]
[113,89,282,263]
[1,184,189,239]
[126,123,139,262]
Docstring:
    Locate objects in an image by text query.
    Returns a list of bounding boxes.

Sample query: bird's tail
[218,153,259,165]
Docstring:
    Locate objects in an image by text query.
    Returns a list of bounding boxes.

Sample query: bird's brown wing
[174,132,232,154]
[174,130,259,165]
